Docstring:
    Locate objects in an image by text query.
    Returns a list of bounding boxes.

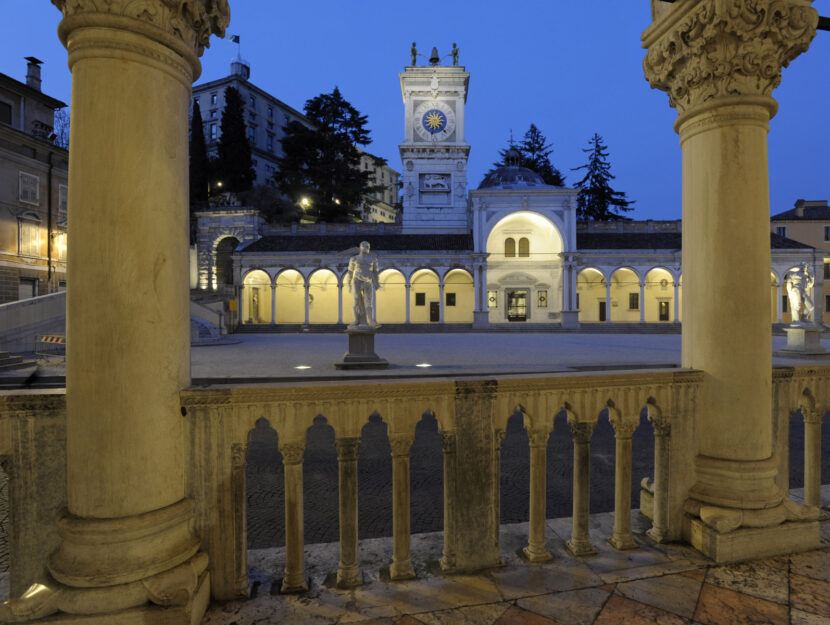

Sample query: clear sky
[3,1,828,220]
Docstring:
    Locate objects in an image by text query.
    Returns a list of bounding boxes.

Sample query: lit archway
[308,269,339,324]
[644,268,675,322]
[610,268,641,322]
[443,269,474,323]
[577,268,606,322]
[410,269,440,323]
[242,270,272,324]
[214,236,239,287]
[485,211,563,259]
[275,269,305,324]
[377,269,406,324]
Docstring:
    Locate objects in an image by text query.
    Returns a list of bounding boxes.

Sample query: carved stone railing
[2,366,828,601]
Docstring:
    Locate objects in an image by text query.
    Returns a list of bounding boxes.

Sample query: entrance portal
[659,301,669,321]
[429,301,440,322]
[507,290,528,321]
[599,301,606,322]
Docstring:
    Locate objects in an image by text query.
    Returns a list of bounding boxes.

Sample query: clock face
[413,100,455,141]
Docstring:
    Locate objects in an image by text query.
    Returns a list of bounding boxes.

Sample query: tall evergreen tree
[571,133,634,221]
[274,86,381,222]
[189,100,209,207]
[491,124,565,186]
[217,86,255,193]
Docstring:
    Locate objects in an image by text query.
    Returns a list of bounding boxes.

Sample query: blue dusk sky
[2,1,828,220]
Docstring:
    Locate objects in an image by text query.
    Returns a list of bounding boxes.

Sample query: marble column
[389,435,416,580]
[280,442,308,593]
[604,281,611,322]
[643,0,820,560]
[303,283,310,325]
[405,284,411,324]
[337,281,343,324]
[567,419,596,556]
[639,283,646,323]
[803,409,823,508]
[271,284,277,324]
[524,429,552,562]
[673,282,680,322]
[439,281,445,323]
[439,431,457,571]
[776,283,783,323]
[647,415,671,544]
[336,437,362,588]
[608,416,638,550]
[0,2,229,623]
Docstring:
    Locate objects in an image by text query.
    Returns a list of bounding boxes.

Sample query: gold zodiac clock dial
[414,100,455,141]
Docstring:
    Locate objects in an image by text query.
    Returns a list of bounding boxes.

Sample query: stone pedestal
[561,311,580,329]
[775,325,829,357]
[472,311,489,329]
[335,330,388,369]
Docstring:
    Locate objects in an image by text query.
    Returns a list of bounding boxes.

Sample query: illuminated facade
[0,58,68,304]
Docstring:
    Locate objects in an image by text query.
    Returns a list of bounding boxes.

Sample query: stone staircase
[0,352,33,371]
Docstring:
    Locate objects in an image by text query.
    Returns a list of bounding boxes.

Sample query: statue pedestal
[775,324,830,358]
[335,329,389,369]
[561,310,580,329]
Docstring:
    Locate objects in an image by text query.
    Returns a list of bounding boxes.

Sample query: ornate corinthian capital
[51,0,230,57]
[642,0,817,115]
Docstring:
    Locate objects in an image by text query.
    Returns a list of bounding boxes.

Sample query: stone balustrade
[1,365,827,602]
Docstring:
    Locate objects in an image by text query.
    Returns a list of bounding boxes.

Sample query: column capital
[440,430,457,454]
[528,429,550,448]
[52,0,229,73]
[609,415,638,439]
[567,419,596,443]
[335,437,361,461]
[649,414,672,437]
[389,434,414,457]
[280,443,306,465]
[802,409,824,425]
[642,0,817,118]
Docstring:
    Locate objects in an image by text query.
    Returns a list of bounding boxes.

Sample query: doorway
[659,301,670,321]
[507,290,528,321]
[429,301,440,322]
[598,301,606,322]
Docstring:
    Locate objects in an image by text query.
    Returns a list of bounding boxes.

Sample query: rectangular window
[267,106,273,119]
[0,100,11,125]
[487,289,497,308]
[576,293,580,310]
[210,109,217,119]
[415,292,426,306]
[210,123,217,140]
[248,126,255,142]
[825,226,830,242]
[249,95,256,108]
[825,262,830,280]
[18,278,37,300]
[537,289,548,308]
[210,93,217,105]
[446,292,456,307]
[55,231,67,260]
[826,295,830,313]
[775,226,787,237]
[267,135,273,152]
[19,172,39,205]
[58,184,68,215]
[19,219,40,256]
[629,292,639,310]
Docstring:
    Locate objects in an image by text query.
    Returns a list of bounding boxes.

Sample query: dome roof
[477,165,550,190]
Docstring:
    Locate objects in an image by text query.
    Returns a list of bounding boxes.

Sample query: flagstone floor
[204,487,830,625]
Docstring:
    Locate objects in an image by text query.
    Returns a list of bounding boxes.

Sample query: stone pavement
[204,491,830,625]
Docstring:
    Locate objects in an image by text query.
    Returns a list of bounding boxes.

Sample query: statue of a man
[449,42,459,66]
[346,241,381,329]
[787,261,815,325]
[410,42,419,66]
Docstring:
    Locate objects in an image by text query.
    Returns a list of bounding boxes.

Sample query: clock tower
[399,59,470,232]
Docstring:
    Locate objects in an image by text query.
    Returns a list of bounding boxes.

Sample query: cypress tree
[217,86,255,193]
[189,99,209,207]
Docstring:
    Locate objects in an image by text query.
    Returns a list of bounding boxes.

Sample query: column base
[335,567,363,589]
[560,311,580,329]
[280,577,309,594]
[521,546,553,563]
[389,560,416,581]
[607,535,638,551]
[685,517,819,563]
[473,311,489,329]
[565,539,596,557]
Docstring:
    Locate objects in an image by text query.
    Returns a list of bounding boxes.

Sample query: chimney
[795,198,806,218]
[24,57,43,91]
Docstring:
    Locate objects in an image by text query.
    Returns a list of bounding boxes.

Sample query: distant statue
[346,241,381,329]
[410,42,420,65]
[787,262,815,325]
[449,42,459,65]
[429,47,440,65]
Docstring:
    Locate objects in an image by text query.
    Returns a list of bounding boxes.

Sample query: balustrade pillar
[643,0,820,560]
[803,409,823,509]
[524,429,552,561]
[608,416,638,550]
[493,429,506,551]
[336,437,362,588]
[439,431,457,571]
[280,442,308,593]
[0,2,229,623]
[389,435,415,580]
[567,420,596,556]
[647,415,671,543]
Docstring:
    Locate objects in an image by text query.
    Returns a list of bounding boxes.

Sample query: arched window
[504,237,516,257]
[518,237,530,257]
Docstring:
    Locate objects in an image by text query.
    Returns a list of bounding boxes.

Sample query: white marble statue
[346,241,381,329]
[787,261,815,325]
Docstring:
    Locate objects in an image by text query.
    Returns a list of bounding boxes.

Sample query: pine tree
[189,100,209,207]
[491,124,565,186]
[274,86,380,222]
[217,86,255,193]
[571,133,634,221]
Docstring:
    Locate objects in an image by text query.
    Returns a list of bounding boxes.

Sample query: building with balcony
[0,58,67,304]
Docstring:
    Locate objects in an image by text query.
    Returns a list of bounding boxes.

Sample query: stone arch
[308,268,339,324]
[577,267,606,323]
[443,268,474,323]
[485,211,563,259]
[644,267,675,322]
[610,267,641,322]
[214,236,240,286]
[241,269,272,324]
[377,268,406,324]
[275,269,305,324]
[409,268,440,323]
